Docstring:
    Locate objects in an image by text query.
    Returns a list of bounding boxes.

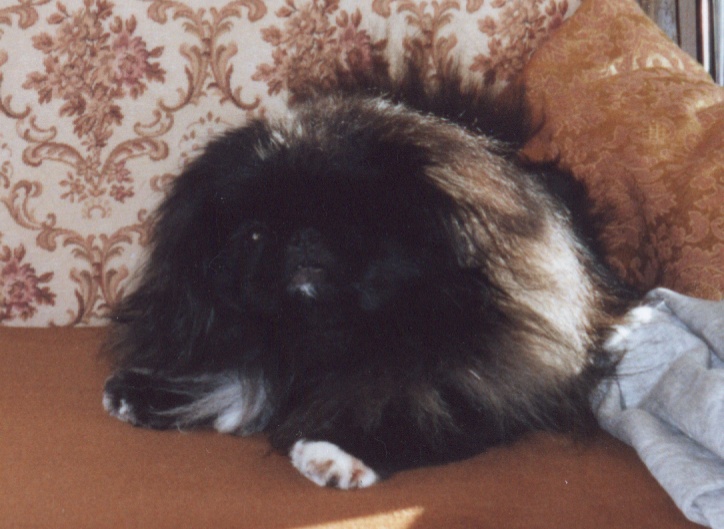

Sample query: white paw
[290,440,379,489]
[603,304,660,356]
[102,392,137,424]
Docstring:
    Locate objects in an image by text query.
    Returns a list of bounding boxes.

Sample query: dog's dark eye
[233,223,270,253]
[243,222,269,245]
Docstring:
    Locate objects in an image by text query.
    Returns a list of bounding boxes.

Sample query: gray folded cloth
[593,287,724,528]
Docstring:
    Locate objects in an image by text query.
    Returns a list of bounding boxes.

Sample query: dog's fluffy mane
[103,65,633,474]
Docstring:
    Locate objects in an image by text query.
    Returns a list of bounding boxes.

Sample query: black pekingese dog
[102,69,633,489]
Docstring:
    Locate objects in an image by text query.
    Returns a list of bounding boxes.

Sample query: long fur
[102,70,635,482]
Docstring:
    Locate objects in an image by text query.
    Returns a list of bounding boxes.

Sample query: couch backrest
[0,0,581,326]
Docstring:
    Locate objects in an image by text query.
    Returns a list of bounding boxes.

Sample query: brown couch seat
[1,327,700,528]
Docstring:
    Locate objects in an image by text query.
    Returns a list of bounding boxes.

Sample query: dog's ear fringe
[100,128,266,373]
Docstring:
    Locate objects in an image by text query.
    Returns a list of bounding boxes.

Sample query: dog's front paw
[290,439,379,489]
[103,369,146,426]
[102,369,185,429]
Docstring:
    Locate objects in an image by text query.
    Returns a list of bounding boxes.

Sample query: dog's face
[224,177,440,324]
[178,96,490,371]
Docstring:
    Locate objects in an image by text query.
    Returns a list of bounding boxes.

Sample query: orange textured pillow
[521,0,724,300]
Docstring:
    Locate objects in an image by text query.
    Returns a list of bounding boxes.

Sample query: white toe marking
[604,305,659,354]
[117,400,131,418]
[290,440,379,489]
[102,393,136,424]
[102,393,113,413]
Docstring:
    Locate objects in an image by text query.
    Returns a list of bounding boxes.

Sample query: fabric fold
[594,288,724,528]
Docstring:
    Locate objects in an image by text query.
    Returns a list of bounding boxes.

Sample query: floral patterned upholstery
[0,0,721,326]
[0,0,580,325]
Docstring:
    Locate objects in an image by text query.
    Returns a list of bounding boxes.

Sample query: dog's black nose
[286,228,328,268]
[289,228,323,250]
[284,228,333,301]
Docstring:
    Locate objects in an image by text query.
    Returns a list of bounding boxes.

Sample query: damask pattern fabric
[0,0,579,326]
